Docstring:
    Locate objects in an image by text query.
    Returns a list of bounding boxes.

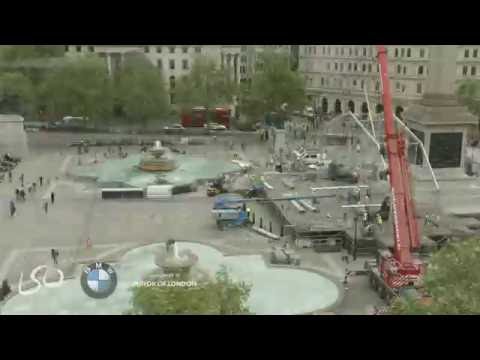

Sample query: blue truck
[211,194,250,230]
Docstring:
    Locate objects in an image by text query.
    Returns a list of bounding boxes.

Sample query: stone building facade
[299,45,480,117]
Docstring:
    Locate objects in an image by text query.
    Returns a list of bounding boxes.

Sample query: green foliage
[457,80,480,116]
[175,56,237,113]
[0,72,35,115]
[39,55,113,122]
[241,50,306,121]
[390,238,480,315]
[0,45,64,62]
[114,53,169,125]
[126,266,252,315]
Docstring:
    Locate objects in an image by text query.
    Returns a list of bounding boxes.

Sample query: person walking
[43,201,48,214]
[50,192,55,205]
[39,176,43,186]
[8,170,12,183]
[0,280,11,301]
[9,200,15,217]
[20,189,25,201]
[15,188,19,200]
[51,249,59,265]
[20,173,24,187]
[32,182,36,192]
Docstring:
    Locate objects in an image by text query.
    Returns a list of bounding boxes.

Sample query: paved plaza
[0,131,382,314]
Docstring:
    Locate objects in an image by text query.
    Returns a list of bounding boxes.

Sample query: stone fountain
[144,240,211,283]
[138,140,177,172]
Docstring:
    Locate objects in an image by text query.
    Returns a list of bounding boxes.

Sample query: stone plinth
[404,46,477,177]
[0,115,29,158]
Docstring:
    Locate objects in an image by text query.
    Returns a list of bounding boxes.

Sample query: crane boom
[376,46,422,287]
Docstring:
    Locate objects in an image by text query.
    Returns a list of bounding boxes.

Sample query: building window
[463,65,468,76]
[353,79,357,87]
[169,46,175,54]
[65,45,69,52]
[401,84,406,93]
[403,66,407,75]
[349,48,352,56]
[361,80,365,89]
[341,47,344,56]
[182,46,188,53]
[169,76,175,89]
[340,63,344,72]
[76,45,82,52]
[472,66,477,76]
[322,46,325,55]
[156,46,162,53]
[418,65,424,75]
[334,62,338,71]
[397,64,402,74]
[401,48,405,57]
[362,63,366,72]
[375,81,380,91]
[417,83,422,94]
[88,46,94,52]
[407,48,411,57]
[363,47,367,57]
[170,93,175,105]
[395,48,398,57]
[195,46,202,53]
[474,49,478,58]
[368,63,372,73]
[321,77,324,86]
[327,62,330,71]
[396,82,401,90]
[348,63,352,71]
[420,48,425,58]
[169,60,175,70]
[157,60,162,69]
[144,46,150,53]
[465,48,470,58]
[354,63,358,72]
[182,59,189,70]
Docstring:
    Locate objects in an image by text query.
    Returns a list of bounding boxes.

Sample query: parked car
[204,123,227,131]
[163,124,185,133]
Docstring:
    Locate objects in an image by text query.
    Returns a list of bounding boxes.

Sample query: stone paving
[0,131,383,314]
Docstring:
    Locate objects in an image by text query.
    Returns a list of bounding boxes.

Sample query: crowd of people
[8,171,56,218]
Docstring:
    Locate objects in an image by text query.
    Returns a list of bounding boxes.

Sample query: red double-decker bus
[181,106,231,129]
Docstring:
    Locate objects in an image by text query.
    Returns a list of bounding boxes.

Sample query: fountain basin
[1,242,341,315]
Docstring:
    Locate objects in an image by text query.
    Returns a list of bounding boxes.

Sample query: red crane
[367,46,424,300]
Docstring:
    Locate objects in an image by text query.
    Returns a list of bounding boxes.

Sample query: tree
[126,266,252,315]
[457,80,480,136]
[240,50,306,124]
[390,238,480,315]
[39,55,113,123]
[0,72,35,116]
[0,45,64,62]
[175,56,237,114]
[115,53,169,127]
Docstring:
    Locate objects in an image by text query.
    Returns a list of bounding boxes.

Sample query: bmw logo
[81,262,118,299]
